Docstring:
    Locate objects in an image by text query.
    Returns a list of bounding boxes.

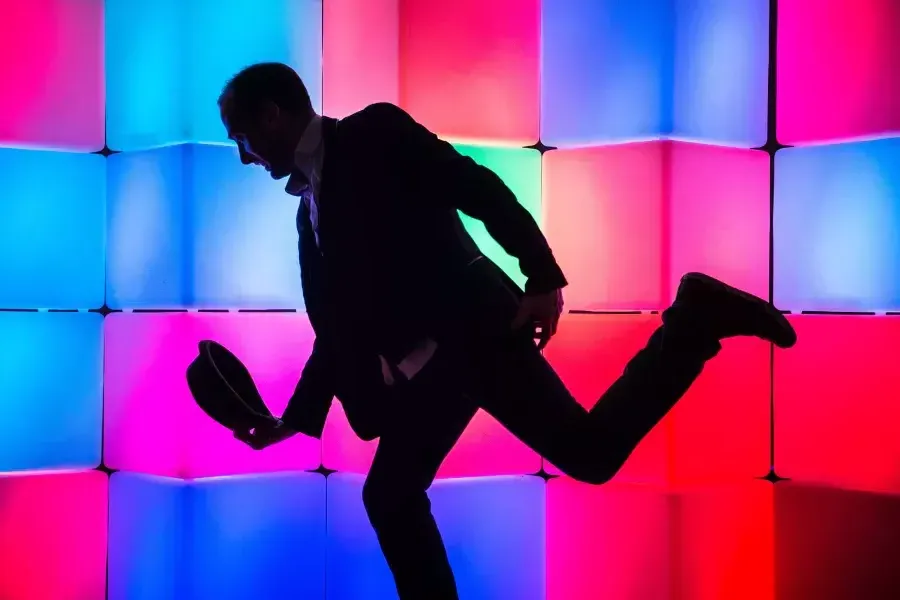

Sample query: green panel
[453,144,542,289]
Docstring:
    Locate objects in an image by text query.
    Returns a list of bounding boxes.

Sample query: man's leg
[362,351,478,600]
[468,272,796,484]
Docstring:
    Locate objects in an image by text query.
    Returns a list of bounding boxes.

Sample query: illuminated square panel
[108,473,185,600]
[774,139,900,312]
[104,312,320,478]
[399,0,540,145]
[541,0,672,147]
[327,474,545,599]
[323,0,399,118]
[0,0,104,151]
[0,470,108,600]
[775,483,900,599]
[547,479,671,600]
[0,149,105,309]
[673,482,774,600]
[107,144,304,309]
[0,313,102,473]
[188,473,326,600]
[543,144,665,310]
[107,0,323,150]
[778,0,900,145]
[775,315,900,494]
[671,0,769,147]
[454,144,542,289]
[322,404,540,479]
[542,314,671,484]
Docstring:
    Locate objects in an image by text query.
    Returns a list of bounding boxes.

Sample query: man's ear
[260,100,281,126]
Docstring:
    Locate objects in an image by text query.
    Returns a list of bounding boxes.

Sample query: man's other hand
[511,288,564,350]
[234,418,297,450]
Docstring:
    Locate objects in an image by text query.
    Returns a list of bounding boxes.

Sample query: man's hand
[234,418,297,450]
[511,288,564,350]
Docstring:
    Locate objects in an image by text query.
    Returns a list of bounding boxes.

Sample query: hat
[186,340,274,431]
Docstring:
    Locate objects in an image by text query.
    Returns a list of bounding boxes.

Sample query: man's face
[220,99,294,180]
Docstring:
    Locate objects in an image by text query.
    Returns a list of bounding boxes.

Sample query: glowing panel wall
[774,139,900,312]
[106,0,323,150]
[104,312,320,478]
[327,474,545,599]
[541,0,768,148]
[399,0,540,145]
[543,142,769,311]
[775,316,900,495]
[107,144,304,309]
[0,149,105,310]
[109,472,327,600]
[0,313,103,473]
[0,471,108,600]
[777,0,900,145]
[0,0,104,152]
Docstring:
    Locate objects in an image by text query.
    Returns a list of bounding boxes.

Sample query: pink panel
[669,336,772,484]
[398,0,540,145]
[673,483,775,600]
[547,478,671,600]
[0,0,104,151]
[542,314,671,484]
[0,470,107,600]
[778,0,900,144]
[668,142,770,303]
[543,144,665,311]
[104,312,321,478]
[775,315,900,494]
[322,397,540,478]
[323,0,399,118]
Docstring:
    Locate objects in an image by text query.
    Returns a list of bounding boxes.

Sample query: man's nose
[238,148,253,165]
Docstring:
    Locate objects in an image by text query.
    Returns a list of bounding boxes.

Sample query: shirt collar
[285,114,323,196]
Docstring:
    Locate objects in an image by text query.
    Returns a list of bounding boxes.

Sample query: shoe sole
[682,272,797,348]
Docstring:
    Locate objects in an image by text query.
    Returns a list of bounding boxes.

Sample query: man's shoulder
[340,102,412,129]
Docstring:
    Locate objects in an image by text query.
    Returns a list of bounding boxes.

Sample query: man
[223,62,796,598]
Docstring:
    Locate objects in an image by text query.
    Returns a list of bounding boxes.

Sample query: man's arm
[369,103,567,294]
[279,338,335,439]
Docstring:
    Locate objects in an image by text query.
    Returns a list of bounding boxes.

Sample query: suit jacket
[280,103,567,440]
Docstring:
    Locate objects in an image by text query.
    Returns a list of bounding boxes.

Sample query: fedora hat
[186,340,275,431]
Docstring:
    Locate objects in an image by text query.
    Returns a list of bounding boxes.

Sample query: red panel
[668,142,770,303]
[673,482,775,600]
[0,0,105,151]
[775,315,900,494]
[323,0,399,118]
[547,478,672,600]
[0,470,108,600]
[669,336,772,484]
[398,0,540,145]
[542,313,671,484]
[778,0,900,144]
[775,483,900,599]
[543,144,666,311]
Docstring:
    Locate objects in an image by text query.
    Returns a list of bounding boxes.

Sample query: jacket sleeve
[280,338,334,439]
[367,103,568,294]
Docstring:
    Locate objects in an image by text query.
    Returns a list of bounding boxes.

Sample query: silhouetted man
[223,62,796,599]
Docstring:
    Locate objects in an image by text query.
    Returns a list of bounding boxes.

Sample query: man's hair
[219,62,313,121]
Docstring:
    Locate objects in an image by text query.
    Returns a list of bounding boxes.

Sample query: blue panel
[106,0,185,151]
[187,473,326,600]
[326,474,546,600]
[541,0,674,147]
[671,0,769,147]
[188,145,305,309]
[0,149,105,309]
[775,139,900,312]
[106,0,323,151]
[0,313,103,472]
[107,144,304,309]
[106,146,188,309]
[108,473,187,600]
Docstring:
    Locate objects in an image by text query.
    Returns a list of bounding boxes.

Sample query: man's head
[219,62,314,179]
